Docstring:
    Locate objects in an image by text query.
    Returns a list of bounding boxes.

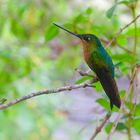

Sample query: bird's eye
[83,36,91,41]
[87,37,91,41]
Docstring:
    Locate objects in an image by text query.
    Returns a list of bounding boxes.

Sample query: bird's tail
[110,100,113,110]
[96,69,121,110]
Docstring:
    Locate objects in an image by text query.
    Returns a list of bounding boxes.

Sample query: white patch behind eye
[87,37,91,40]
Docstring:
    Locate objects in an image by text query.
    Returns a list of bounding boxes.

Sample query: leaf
[94,81,102,91]
[133,118,140,134]
[86,8,93,15]
[125,27,140,36]
[118,0,136,5]
[106,5,117,18]
[96,98,119,112]
[118,0,129,5]
[105,122,113,134]
[119,90,126,99]
[96,98,110,111]
[75,76,92,84]
[116,123,126,131]
[74,14,88,24]
[134,104,140,117]
[112,53,136,64]
[105,122,126,134]
[116,35,127,46]
[45,25,59,41]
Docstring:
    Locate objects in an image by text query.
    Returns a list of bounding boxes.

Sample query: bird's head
[53,23,101,48]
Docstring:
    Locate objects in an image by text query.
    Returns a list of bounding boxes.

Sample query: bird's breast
[83,48,103,71]
[83,48,90,63]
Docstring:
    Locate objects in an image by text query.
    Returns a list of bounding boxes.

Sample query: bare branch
[75,68,94,77]
[106,110,122,140]
[0,80,97,110]
[107,14,140,47]
[101,38,133,54]
[116,44,133,54]
[89,113,111,140]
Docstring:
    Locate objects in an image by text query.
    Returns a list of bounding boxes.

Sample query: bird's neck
[82,41,99,64]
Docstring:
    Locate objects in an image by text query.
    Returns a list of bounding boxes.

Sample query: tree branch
[101,38,133,53]
[107,14,140,47]
[75,68,94,77]
[89,113,111,140]
[0,77,98,110]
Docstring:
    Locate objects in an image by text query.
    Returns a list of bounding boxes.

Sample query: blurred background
[0,0,140,140]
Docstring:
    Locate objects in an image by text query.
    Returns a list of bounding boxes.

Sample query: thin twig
[75,68,94,77]
[101,38,133,54]
[131,65,140,114]
[0,81,97,110]
[75,69,99,84]
[116,44,133,54]
[131,5,137,54]
[89,113,111,140]
[107,14,140,47]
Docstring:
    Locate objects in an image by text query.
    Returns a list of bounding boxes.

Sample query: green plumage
[54,23,121,109]
[81,34,121,109]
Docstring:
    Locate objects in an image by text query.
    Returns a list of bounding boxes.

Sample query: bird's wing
[95,67,121,109]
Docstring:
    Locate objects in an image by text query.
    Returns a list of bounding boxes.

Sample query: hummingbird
[54,23,121,109]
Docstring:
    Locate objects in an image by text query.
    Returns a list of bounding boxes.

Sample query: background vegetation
[0,0,140,140]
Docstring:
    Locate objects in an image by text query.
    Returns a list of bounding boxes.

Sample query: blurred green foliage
[0,0,140,140]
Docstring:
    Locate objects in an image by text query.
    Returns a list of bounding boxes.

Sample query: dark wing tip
[110,99,121,110]
[110,100,114,110]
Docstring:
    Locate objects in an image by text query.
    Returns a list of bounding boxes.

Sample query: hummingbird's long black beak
[53,23,81,39]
